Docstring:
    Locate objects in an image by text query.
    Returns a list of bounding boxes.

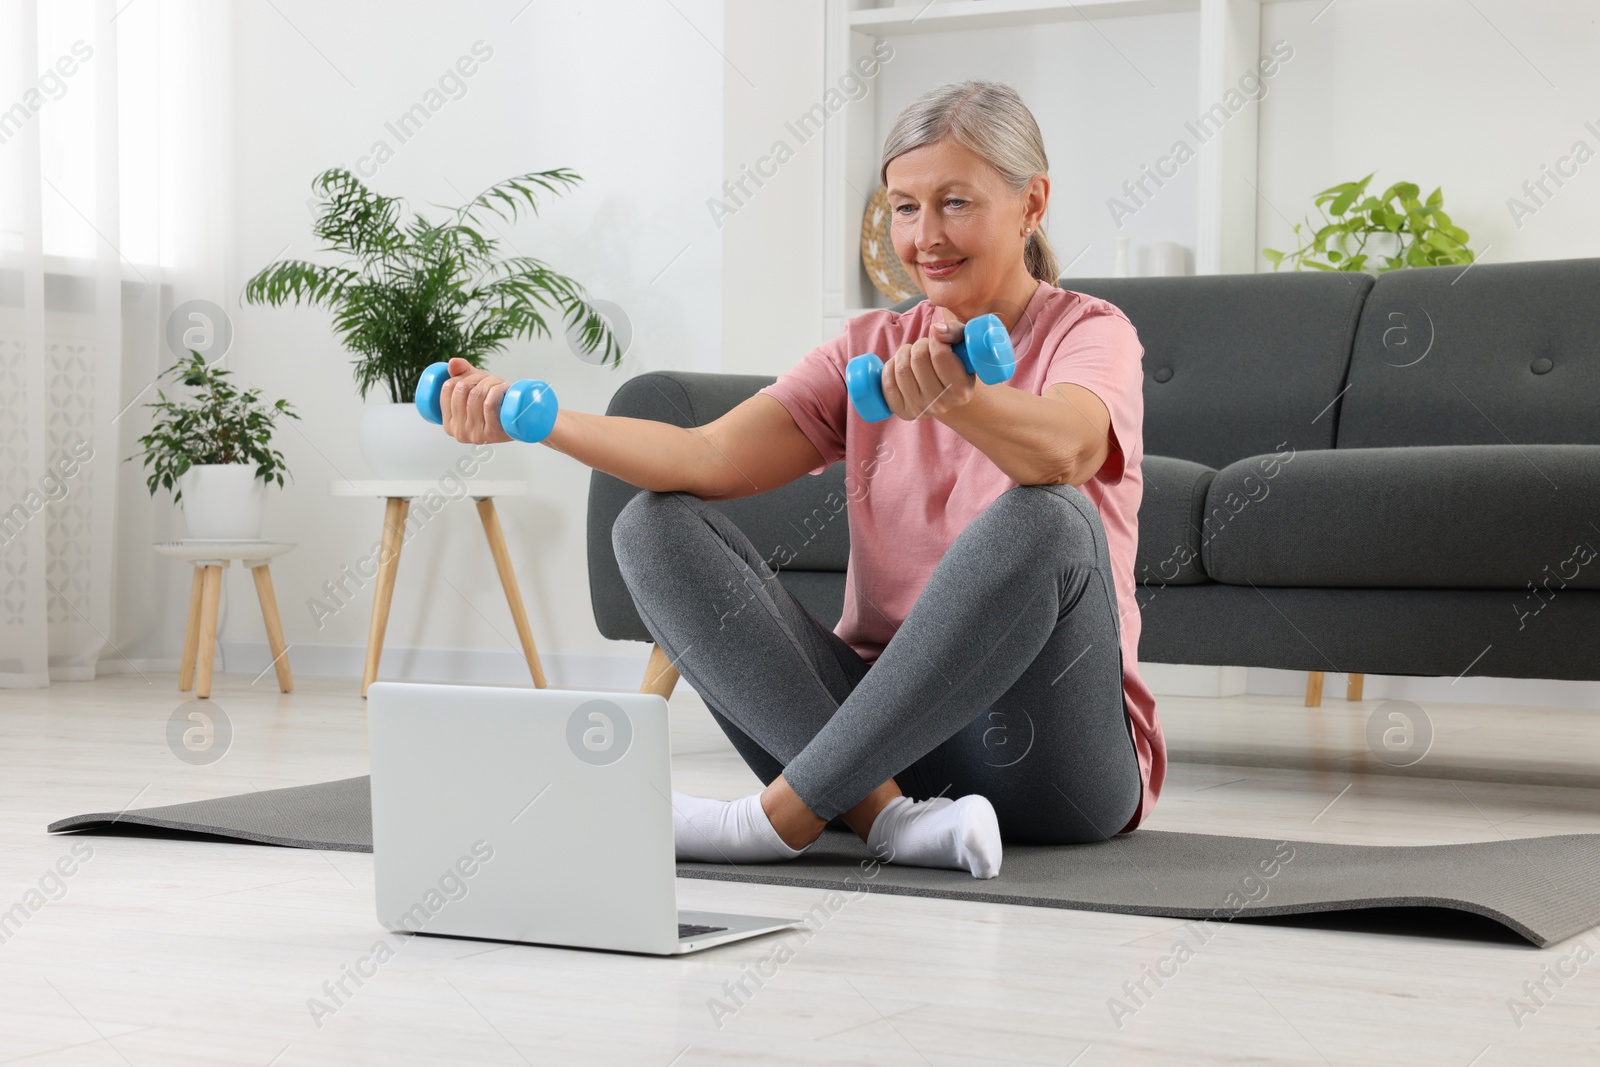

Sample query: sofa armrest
[1137,455,1216,586]
[586,371,851,642]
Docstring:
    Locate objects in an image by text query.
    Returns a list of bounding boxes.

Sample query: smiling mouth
[920,258,965,278]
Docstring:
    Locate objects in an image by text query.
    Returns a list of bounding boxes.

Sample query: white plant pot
[179,464,266,540]
[359,402,476,481]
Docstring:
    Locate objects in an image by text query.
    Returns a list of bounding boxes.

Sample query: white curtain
[0,0,231,686]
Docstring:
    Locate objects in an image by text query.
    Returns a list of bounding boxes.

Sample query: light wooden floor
[3,672,1599,1066]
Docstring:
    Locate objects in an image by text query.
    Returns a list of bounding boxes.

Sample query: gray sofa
[588,258,1600,693]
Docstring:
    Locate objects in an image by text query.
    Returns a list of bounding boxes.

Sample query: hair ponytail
[1024,230,1058,285]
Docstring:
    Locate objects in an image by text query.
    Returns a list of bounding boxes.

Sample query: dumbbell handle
[414,362,559,444]
[845,313,1016,423]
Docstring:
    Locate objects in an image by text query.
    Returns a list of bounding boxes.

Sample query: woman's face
[885,136,1046,319]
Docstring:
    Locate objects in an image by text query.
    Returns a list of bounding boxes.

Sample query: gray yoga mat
[48,776,1600,947]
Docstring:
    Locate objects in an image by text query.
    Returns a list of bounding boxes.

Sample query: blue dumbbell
[415,362,559,444]
[845,313,1016,423]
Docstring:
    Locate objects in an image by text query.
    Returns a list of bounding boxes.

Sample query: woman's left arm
[880,314,1114,487]
[939,380,1112,487]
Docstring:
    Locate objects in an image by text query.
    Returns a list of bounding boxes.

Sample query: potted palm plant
[243,167,618,479]
[131,350,299,540]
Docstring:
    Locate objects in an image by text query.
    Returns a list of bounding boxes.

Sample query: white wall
[175,0,725,686]
[720,1,828,372]
[1258,0,1600,266]
[870,12,1204,288]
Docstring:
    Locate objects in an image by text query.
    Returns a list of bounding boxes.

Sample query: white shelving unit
[824,0,1286,335]
[849,0,1202,35]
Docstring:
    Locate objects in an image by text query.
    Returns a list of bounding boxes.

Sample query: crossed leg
[611,481,1141,876]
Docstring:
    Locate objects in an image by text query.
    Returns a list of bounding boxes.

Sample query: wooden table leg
[179,565,204,692]
[1346,672,1364,701]
[251,563,294,693]
[475,498,547,689]
[363,497,409,698]
[1304,670,1324,708]
[195,564,223,699]
[640,642,680,700]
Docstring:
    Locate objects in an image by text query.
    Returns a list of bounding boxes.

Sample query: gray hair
[879,80,1058,284]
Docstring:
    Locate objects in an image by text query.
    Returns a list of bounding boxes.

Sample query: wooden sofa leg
[640,643,680,700]
[1347,672,1364,701]
[1305,671,1324,707]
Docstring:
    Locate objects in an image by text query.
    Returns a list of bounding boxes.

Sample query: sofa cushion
[1063,272,1372,470]
[1200,444,1600,590]
[1338,257,1600,448]
[1136,455,1215,586]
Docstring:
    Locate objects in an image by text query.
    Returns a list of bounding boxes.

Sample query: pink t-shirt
[756,278,1165,833]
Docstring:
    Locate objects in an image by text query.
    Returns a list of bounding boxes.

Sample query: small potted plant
[130,351,299,540]
[242,167,618,479]
[1263,172,1476,273]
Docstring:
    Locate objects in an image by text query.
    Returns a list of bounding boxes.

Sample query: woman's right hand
[439,357,514,444]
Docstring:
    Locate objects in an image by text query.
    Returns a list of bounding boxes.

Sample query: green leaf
[1329,188,1361,216]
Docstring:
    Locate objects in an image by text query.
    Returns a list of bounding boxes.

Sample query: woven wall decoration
[860,185,922,303]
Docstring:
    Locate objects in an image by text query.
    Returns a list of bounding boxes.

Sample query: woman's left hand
[881,306,979,421]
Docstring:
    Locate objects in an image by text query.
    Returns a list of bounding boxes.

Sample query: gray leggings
[612,482,1142,844]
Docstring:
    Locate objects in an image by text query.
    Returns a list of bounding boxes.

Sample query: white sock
[670,790,809,864]
[866,794,1002,879]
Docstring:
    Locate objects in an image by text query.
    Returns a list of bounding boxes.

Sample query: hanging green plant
[1263,172,1475,273]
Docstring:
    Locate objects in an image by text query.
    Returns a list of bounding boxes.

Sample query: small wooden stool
[154,541,295,700]
[330,481,547,697]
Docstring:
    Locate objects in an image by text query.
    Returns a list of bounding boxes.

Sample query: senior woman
[438,80,1165,879]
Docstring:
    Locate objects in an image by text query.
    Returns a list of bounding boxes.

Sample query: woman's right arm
[439,358,826,501]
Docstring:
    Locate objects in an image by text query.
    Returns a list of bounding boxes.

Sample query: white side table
[153,541,296,699]
[329,481,547,697]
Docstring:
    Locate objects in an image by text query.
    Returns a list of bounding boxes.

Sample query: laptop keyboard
[678,922,729,939]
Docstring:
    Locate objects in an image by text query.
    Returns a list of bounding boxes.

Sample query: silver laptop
[367,681,801,955]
